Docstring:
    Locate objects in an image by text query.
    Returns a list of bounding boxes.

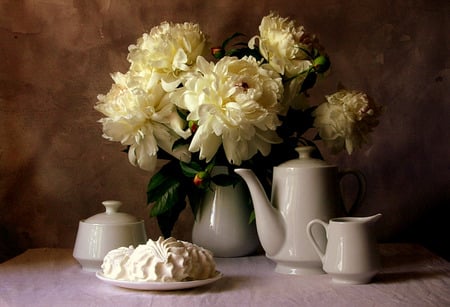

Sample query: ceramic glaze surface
[73,201,147,271]
[307,214,382,284]
[192,166,259,258]
[235,147,366,275]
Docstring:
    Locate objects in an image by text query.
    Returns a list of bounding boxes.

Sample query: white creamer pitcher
[307,214,382,284]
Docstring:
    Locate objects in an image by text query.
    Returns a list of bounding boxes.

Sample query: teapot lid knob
[278,146,331,168]
[295,146,315,159]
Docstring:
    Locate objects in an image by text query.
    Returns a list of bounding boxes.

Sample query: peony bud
[189,120,198,133]
[211,46,225,59]
[313,55,330,73]
[193,171,207,187]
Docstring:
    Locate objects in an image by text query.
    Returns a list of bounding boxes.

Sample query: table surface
[0,244,449,307]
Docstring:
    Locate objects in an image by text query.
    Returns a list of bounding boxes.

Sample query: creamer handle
[306,219,328,263]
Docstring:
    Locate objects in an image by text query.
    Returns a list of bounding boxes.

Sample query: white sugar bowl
[73,200,147,271]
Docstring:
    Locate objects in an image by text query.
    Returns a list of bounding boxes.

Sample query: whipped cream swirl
[101,237,216,282]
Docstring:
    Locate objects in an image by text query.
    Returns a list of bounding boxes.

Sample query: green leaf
[248,210,256,224]
[205,160,216,173]
[232,42,250,47]
[150,180,183,216]
[187,187,204,219]
[145,159,192,237]
[147,173,170,203]
[299,71,317,93]
[156,200,187,238]
[147,175,178,204]
[179,161,203,177]
[147,160,183,205]
[221,32,246,49]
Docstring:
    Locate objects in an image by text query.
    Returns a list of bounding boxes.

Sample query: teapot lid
[84,200,140,224]
[278,146,332,168]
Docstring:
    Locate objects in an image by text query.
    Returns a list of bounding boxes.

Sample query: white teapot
[235,146,365,275]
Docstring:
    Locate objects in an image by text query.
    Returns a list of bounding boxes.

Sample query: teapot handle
[306,219,328,263]
[338,169,366,216]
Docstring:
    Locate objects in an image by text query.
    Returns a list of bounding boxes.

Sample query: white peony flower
[313,90,382,154]
[95,71,191,172]
[127,21,207,92]
[172,55,283,165]
[248,13,315,79]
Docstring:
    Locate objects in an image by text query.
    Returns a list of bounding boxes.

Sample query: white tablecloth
[0,244,449,307]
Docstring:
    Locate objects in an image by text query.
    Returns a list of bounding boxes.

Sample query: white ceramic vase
[192,166,259,257]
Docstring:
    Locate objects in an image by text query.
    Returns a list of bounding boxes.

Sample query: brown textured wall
[0,0,449,260]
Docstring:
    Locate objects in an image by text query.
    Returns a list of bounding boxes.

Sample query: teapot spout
[235,169,285,256]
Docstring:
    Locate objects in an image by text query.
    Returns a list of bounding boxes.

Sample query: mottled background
[0,0,449,262]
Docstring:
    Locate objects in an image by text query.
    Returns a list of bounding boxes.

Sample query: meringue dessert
[101,237,217,282]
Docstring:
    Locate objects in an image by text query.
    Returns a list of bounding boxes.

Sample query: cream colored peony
[172,55,283,165]
[313,90,382,154]
[248,13,321,110]
[127,21,207,92]
[95,71,191,172]
[249,13,316,79]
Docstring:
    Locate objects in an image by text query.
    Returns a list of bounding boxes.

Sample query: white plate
[96,271,223,291]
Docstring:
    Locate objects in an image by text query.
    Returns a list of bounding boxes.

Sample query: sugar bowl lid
[84,200,141,224]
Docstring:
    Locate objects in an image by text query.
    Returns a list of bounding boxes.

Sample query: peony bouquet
[95,13,382,236]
